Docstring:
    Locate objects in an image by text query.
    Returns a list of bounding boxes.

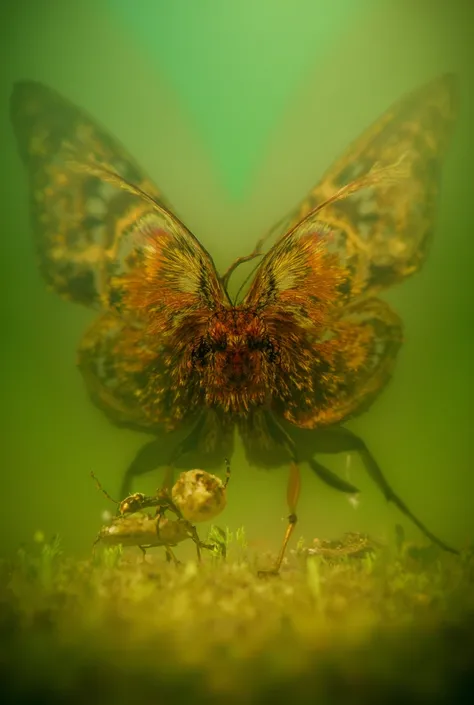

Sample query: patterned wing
[77,313,164,433]
[243,216,403,429]
[71,166,232,427]
[281,297,403,428]
[107,202,229,335]
[266,73,457,299]
[77,313,238,464]
[243,218,350,331]
[10,80,173,307]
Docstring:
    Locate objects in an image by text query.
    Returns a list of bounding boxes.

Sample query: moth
[10,74,458,574]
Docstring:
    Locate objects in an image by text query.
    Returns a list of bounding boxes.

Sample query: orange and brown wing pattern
[108,207,229,332]
[73,188,231,428]
[243,218,349,330]
[242,208,403,429]
[77,312,166,433]
[10,81,172,308]
[280,297,403,428]
[268,74,457,300]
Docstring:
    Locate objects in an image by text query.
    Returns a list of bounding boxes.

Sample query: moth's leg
[162,417,208,492]
[161,467,174,492]
[308,458,360,494]
[138,545,147,562]
[259,416,301,577]
[120,419,205,500]
[167,417,207,465]
[311,426,459,554]
[261,460,301,578]
[120,438,167,500]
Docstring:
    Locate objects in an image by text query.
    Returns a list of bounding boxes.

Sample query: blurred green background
[0,0,472,558]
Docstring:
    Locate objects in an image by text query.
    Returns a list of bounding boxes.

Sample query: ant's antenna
[90,471,119,505]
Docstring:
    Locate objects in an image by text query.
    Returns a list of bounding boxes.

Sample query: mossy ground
[1,530,473,705]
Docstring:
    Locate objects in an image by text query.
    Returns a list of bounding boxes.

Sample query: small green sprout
[38,534,63,590]
[207,525,229,560]
[235,527,248,563]
[295,536,306,555]
[363,551,375,575]
[100,545,123,570]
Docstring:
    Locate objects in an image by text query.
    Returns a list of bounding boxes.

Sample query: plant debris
[0,528,473,704]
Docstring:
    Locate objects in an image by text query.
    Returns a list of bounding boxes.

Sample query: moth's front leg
[120,437,170,499]
[119,417,208,499]
[258,459,301,578]
[249,414,302,577]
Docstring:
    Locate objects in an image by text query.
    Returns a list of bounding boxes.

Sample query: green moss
[0,531,473,704]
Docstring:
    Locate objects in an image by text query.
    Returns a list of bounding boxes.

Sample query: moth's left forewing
[10,81,172,308]
[10,80,228,337]
[111,206,229,340]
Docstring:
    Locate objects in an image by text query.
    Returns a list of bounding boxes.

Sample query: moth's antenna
[275,152,412,248]
[65,153,203,247]
[219,213,290,293]
[220,250,264,295]
[221,154,410,302]
[66,156,169,215]
[66,152,233,305]
[234,259,262,303]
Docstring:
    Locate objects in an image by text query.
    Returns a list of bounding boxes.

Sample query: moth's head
[190,307,279,396]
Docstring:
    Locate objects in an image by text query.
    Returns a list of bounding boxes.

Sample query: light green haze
[0,0,472,558]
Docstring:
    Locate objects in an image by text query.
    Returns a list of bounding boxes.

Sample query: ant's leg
[165,546,180,565]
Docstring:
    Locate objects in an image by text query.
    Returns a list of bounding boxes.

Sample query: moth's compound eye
[191,338,212,366]
[246,336,279,362]
[212,336,227,352]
